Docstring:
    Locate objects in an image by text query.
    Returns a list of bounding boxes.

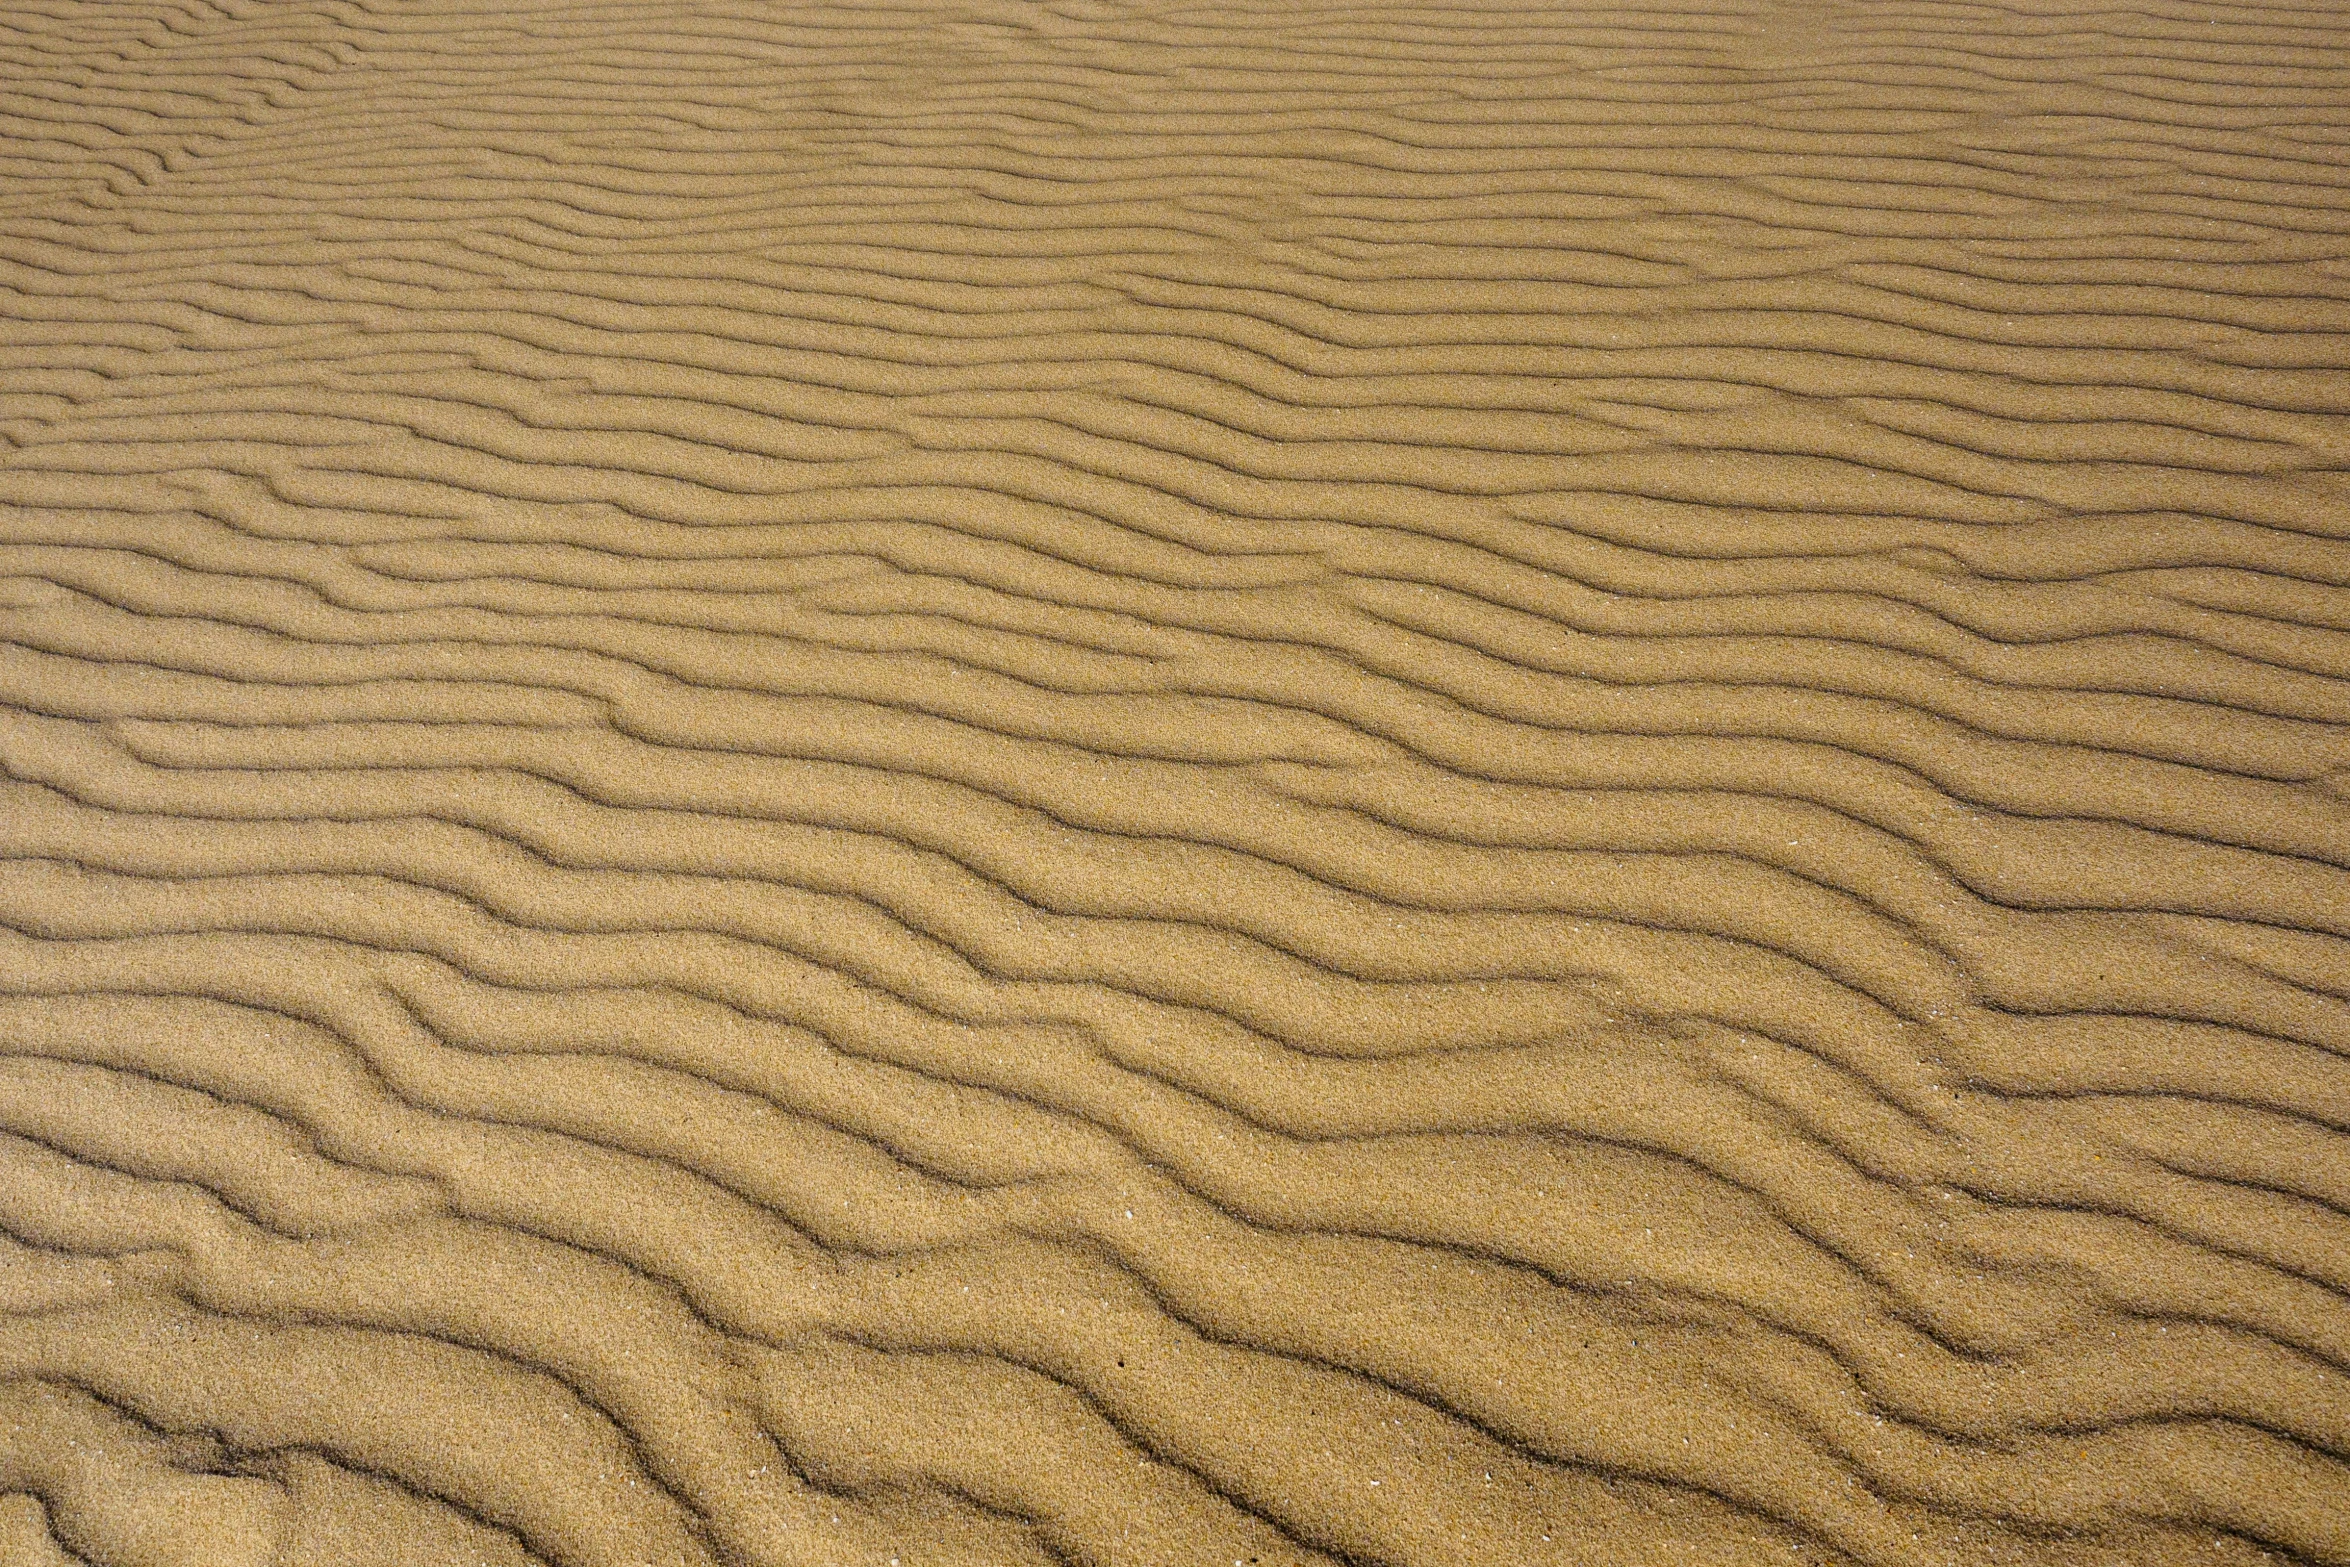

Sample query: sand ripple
[3,0,2348,1562]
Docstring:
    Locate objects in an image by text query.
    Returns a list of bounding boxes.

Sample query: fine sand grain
[3,0,2349,1563]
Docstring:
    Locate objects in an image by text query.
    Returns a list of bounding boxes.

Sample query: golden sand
[1,0,2347,1562]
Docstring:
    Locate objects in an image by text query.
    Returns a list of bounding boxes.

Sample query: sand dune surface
[3,0,2350,1562]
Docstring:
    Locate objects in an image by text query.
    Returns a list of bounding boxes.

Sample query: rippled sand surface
[3,1,2349,1562]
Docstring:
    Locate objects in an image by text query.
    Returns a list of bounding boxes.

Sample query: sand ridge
[1,0,2348,1562]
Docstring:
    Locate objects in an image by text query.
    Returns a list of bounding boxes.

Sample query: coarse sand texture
[1,1,2348,1563]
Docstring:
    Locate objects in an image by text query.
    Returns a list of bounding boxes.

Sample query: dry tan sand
[2,0,2348,1562]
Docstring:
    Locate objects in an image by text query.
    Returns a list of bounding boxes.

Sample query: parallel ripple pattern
[3,0,2349,1562]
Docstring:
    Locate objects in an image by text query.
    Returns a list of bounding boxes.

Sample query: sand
[1,0,2346,1562]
